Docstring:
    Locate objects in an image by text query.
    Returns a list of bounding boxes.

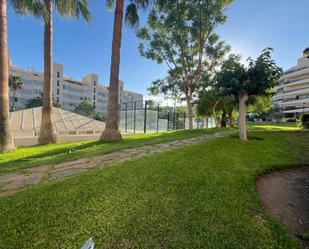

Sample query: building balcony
[283,65,309,77]
[276,88,309,99]
[283,79,309,90]
[281,97,309,107]
[283,107,309,113]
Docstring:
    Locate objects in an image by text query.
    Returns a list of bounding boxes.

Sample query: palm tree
[9,74,23,111]
[101,0,155,142]
[0,0,45,152]
[0,0,14,152]
[38,0,90,145]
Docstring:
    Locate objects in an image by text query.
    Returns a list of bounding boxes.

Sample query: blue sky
[7,0,309,97]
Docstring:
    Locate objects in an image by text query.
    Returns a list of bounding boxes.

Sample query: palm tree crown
[9,74,23,111]
[10,0,91,22]
[9,75,23,91]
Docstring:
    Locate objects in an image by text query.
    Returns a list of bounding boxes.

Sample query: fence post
[156,104,159,133]
[167,112,170,131]
[133,101,136,134]
[144,101,147,133]
[125,103,128,132]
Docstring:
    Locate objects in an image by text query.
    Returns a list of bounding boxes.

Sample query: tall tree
[38,0,90,145]
[137,0,232,129]
[217,49,282,140]
[101,0,155,142]
[196,90,237,128]
[0,0,13,152]
[0,0,45,152]
[9,74,23,111]
[14,0,90,144]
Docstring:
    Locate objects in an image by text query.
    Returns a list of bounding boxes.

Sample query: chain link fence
[119,101,215,134]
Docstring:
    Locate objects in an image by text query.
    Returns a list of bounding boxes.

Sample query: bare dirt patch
[256,166,309,248]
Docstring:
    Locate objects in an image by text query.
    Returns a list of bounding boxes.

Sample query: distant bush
[94,113,106,122]
[300,113,309,129]
[286,119,296,122]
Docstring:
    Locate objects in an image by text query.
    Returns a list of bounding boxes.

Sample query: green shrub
[300,113,309,129]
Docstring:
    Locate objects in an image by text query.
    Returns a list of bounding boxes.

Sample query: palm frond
[8,0,46,19]
[125,3,139,27]
[130,0,153,10]
[106,0,114,9]
[125,0,157,28]
[55,0,91,22]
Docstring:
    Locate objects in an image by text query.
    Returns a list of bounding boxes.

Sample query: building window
[57,97,59,103]
[93,102,96,107]
[57,89,60,95]
[57,80,60,86]
[57,72,60,78]
[14,97,17,102]
[93,95,96,100]
[94,88,96,93]
[94,81,96,86]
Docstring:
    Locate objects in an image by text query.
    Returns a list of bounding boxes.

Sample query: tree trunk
[101,0,124,142]
[221,109,227,127]
[38,0,57,145]
[228,110,234,128]
[212,101,219,127]
[0,0,14,152]
[238,91,248,141]
[186,97,193,130]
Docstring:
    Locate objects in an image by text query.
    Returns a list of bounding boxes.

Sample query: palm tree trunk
[186,96,193,130]
[0,0,14,152]
[221,109,227,127]
[238,91,248,141]
[38,0,57,145]
[101,0,124,142]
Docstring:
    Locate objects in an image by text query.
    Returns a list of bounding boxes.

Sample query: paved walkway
[0,131,232,197]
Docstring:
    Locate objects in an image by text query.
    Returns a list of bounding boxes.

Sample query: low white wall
[13,131,133,147]
[14,134,102,147]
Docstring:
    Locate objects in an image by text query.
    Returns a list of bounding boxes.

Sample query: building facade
[273,48,309,119]
[9,63,143,115]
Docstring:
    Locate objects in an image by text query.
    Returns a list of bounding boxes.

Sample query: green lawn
[247,122,300,131]
[0,131,308,249]
[0,128,229,174]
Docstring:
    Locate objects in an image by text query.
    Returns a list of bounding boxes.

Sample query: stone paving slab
[0,131,232,197]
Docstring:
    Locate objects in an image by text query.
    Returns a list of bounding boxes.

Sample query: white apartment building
[273,48,309,119]
[9,62,143,115]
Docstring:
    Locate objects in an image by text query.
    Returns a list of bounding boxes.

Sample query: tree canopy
[74,101,96,118]
[215,48,282,140]
[138,0,232,128]
[217,48,282,98]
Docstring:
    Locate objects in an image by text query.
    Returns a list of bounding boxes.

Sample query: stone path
[0,131,232,197]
